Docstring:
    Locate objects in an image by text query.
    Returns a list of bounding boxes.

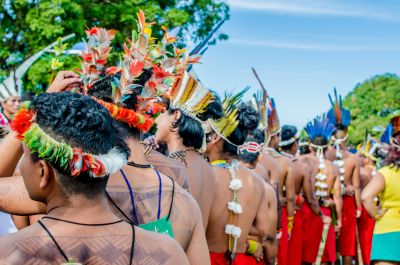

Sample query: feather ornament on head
[358,130,379,161]
[168,71,214,121]
[210,87,250,145]
[390,115,400,135]
[305,115,336,144]
[327,87,351,129]
[267,98,281,136]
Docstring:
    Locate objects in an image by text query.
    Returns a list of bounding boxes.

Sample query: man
[238,129,278,264]
[261,98,295,265]
[301,116,341,265]
[325,89,362,265]
[154,71,222,229]
[279,125,329,265]
[0,92,188,264]
[205,91,269,265]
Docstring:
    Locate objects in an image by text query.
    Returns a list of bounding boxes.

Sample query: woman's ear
[38,160,54,189]
[211,132,222,145]
[172,109,181,122]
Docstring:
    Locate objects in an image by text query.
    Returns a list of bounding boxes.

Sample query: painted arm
[352,157,362,217]
[0,176,46,215]
[361,172,385,218]
[302,164,323,217]
[0,132,23,178]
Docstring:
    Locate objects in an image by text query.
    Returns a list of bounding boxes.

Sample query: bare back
[207,165,266,253]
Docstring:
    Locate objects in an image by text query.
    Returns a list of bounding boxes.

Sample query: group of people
[0,10,399,265]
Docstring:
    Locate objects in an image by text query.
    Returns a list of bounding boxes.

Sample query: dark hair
[223,102,260,156]
[280,125,297,150]
[30,92,129,198]
[299,137,311,155]
[239,129,264,164]
[169,92,223,150]
[384,133,400,168]
[310,136,328,153]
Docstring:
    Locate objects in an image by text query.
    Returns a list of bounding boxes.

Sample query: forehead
[5,96,21,102]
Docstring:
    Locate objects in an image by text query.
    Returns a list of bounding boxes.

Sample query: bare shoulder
[134,227,189,265]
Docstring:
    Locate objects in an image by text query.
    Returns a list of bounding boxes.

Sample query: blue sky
[193,0,400,129]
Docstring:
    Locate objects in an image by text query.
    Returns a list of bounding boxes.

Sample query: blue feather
[305,115,336,142]
[380,123,393,144]
[327,87,351,128]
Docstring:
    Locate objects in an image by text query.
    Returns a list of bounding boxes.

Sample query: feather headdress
[305,115,336,144]
[267,98,281,135]
[327,87,351,129]
[81,27,116,92]
[168,71,214,121]
[358,130,379,160]
[251,68,268,130]
[210,87,250,145]
[380,123,393,144]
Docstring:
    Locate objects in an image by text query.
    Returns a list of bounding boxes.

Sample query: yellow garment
[374,166,400,234]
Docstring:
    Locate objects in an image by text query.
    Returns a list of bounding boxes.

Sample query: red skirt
[302,203,336,263]
[339,195,356,257]
[287,208,303,265]
[357,206,374,264]
[278,206,288,265]
[210,252,260,265]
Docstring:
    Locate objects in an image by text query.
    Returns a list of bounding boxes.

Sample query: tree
[342,73,400,144]
[0,0,229,92]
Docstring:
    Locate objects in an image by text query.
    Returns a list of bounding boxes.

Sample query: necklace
[168,148,194,166]
[127,161,152,168]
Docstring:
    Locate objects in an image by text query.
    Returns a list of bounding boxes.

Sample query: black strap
[42,216,123,226]
[38,220,69,262]
[166,176,175,221]
[130,223,135,265]
[105,191,134,224]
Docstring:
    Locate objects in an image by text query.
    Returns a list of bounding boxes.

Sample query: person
[325,88,361,265]
[154,71,222,229]
[357,133,379,265]
[300,116,341,265]
[0,95,20,126]
[361,115,400,265]
[238,129,278,264]
[261,98,295,265]
[205,90,269,265]
[279,125,329,265]
[0,92,189,264]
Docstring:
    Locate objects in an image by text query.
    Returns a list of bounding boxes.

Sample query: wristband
[246,240,258,255]
[296,194,302,206]
[287,216,294,232]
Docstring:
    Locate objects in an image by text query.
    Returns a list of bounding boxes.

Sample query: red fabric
[287,208,303,265]
[278,206,288,265]
[210,252,259,265]
[357,206,374,264]
[339,195,357,257]
[302,203,336,263]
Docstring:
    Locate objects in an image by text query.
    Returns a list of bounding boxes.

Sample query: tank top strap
[166,176,175,221]
[38,220,69,262]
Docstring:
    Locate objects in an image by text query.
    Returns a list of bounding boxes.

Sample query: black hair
[310,136,328,153]
[169,92,223,150]
[223,102,260,156]
[280,125,297,150]
[30,92,129,198]
[299,137,311,155]
[238,129,264,164]
[87,69,153,139]
[384,133,400,169]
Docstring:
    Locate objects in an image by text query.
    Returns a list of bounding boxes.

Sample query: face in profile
[154,110,176,144]
[1,96,21,116]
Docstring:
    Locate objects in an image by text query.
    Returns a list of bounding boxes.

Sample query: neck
[46,193,117,223]
[126,137,149,165]
[2,110,12,121]
[239,161,256,169]
[167,135,187,154]
[282,148,296,156]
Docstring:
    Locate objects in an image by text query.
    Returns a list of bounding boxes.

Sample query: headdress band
[239,141,264,154]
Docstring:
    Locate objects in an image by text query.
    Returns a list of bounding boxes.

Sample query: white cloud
[228,38,400,52]
[228,0,398,22]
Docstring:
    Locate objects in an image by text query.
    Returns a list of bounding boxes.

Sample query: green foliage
[342,73,400,144]
[0,0,229,93]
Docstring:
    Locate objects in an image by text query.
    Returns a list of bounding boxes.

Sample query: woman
[362,115,400,264]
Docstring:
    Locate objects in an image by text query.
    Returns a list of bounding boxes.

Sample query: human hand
[345,185,355,196]
[335,220,342,235]
[254,241,264,262]
[47,71,81,93]
[321,215,332,225]
[356,207,362,218]
[143,135,159,150]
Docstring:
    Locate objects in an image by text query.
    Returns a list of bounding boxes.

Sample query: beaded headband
[10,103,127,178]
[238,141,264,154]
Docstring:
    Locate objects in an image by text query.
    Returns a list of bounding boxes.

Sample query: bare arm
[302,164,323,217]
[285,163,296,218]
[0,132,23,178]
[361,172,384,218]
[264,183,278,265]
[333,168,343,229]
[352,157,362,217]
[185,201,211,265]
[0,176,46,215]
